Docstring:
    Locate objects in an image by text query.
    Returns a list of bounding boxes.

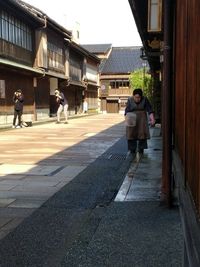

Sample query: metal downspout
[161,0,173,207]
[33,15,47,121]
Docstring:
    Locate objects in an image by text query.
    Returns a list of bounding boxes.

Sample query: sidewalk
[0,118,183,266]
[116,127,162,202]
[0,112,96,131]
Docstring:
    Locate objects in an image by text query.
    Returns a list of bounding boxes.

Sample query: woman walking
[124,88,155,155]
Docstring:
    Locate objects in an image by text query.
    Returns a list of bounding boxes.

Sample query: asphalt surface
[0,114,183,266]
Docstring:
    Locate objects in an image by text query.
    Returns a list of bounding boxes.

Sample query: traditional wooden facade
[129,0,200,265]
[0,0,100,125]
[67,42,100,115]
[100,47,145,114]
[83,44,145,114]
[0,0,46,124]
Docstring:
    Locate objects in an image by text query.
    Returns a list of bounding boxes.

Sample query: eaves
[45,70,69,80]
[0,57,44,75]
[70,42,100,63]
[4,0,45,27]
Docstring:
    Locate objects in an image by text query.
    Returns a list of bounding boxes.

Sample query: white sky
[24,0,142,47]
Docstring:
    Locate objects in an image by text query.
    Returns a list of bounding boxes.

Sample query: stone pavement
[0,114,184,266]
[115,127,162,202]
[0,114,126,239]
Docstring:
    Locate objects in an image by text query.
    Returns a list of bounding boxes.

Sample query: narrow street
[0,114,126,239]
[0,114,183,266]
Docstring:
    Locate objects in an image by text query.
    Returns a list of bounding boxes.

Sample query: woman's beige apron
[126,110,150,140]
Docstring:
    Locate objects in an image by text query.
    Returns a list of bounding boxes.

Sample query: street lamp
[140,47,148,60]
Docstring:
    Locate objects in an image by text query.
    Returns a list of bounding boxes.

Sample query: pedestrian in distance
[55,88,69,124]
[124,88,155,155]
[12,89,24,128]
[82,98,88,114]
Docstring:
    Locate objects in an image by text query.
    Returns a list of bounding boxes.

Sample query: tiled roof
[101,46,144,74]
[99,59,107,73]
[15,0,72,36]
[81,44,112,54]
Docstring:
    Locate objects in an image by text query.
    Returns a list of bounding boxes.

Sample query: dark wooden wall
[174,0,200,213]
[0,40,33,65]
[0,68,34,114]
[65,85,82,115]
[87,85,98,110]
[35,78,50,109]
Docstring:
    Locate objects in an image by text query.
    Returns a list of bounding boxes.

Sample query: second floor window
[110,79,129,89]
[0,10,32,51]
[69,58,82,81]
[48,42,64,70]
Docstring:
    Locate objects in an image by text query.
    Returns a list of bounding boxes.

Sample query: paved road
[0,114,126,239]
[0,114,183,266]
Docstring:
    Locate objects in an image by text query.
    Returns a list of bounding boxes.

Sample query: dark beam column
[161,0,173,207]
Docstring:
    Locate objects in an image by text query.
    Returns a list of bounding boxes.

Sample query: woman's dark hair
[133,88,143,97]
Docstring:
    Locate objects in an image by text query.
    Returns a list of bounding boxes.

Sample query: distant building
[82,44,145,113]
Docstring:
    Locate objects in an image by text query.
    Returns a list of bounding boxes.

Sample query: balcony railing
[109,87,131,95]
[99,87,131,97]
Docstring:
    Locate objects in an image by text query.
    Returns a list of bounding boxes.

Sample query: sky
[24,0,142,47]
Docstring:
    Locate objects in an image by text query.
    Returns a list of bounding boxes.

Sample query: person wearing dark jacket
[124,88,155,155]
[12,89,24,128]
[55,89,68,124]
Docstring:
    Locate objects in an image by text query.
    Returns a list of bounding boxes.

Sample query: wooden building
[82,44,145,114]
[0,0,46,124]
[128,0,200,265]
[0,0,100,125]
[67,42,100,115]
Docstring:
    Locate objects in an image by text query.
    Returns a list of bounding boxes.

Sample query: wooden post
[161,0,173,207]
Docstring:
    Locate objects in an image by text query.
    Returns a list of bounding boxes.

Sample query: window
[48,41,64,69]
[110,81,115,88]
[109,79,129,89]
[123,80,130,87]
[0,10,32,51]
[69,57,82,81]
